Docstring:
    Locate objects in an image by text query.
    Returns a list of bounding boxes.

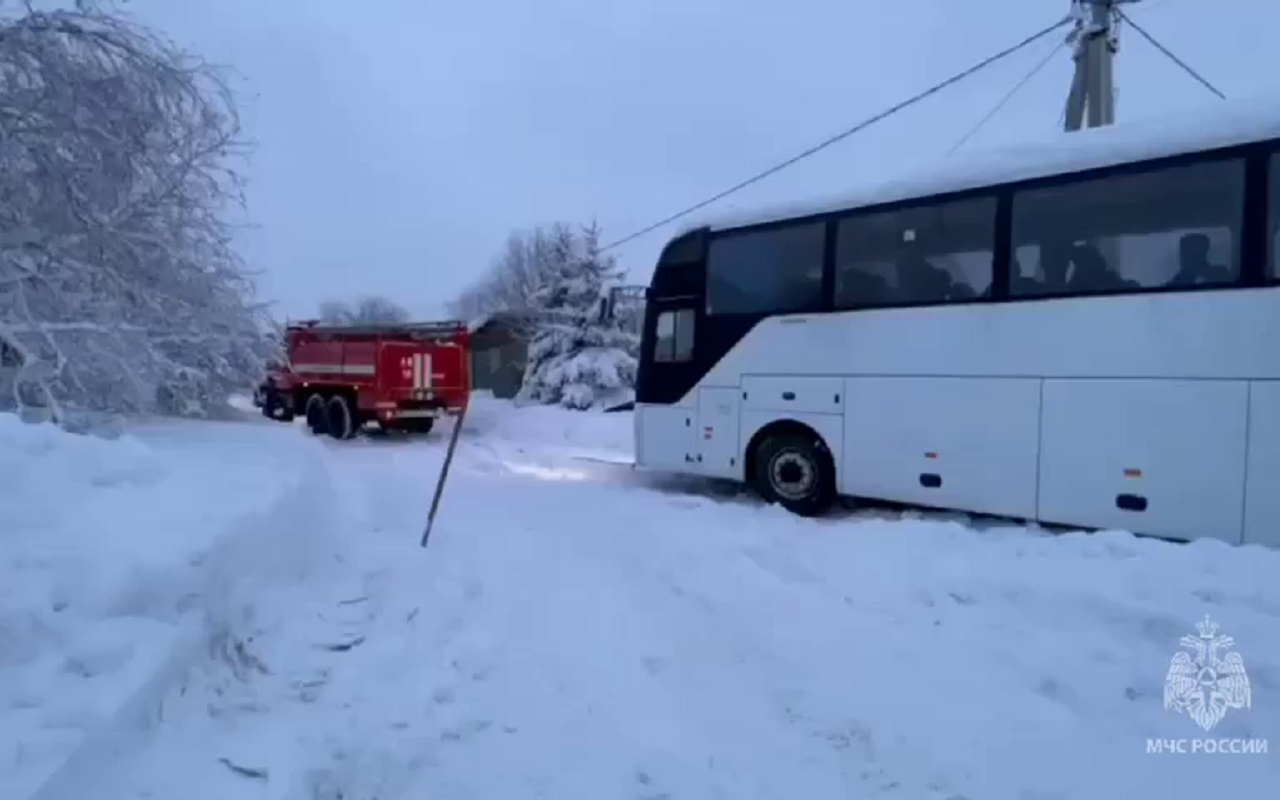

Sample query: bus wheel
[305,394,329,435]
[754,433,835,517]
[326,395,357,440]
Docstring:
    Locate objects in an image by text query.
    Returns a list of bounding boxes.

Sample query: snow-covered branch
[0,3,276,422]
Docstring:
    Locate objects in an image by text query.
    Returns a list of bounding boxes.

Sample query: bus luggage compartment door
[696,388,741,478]
[636,404,697,471]
[741,375,842,415]
[1038,378,1247,543]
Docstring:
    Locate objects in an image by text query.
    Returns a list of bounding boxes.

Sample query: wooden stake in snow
[421,400,468,547]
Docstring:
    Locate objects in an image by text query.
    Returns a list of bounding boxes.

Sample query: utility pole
[1064,0,1137,131]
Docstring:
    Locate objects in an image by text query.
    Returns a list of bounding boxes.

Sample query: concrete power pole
[1064,0,1137,131]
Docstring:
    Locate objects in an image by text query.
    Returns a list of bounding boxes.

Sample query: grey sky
[123,0,1276,322]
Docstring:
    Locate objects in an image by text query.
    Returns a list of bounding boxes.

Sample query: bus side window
[1011,158,1245,296]
[1268,152,1280,281]
[834,196,996,308]
[654,309,694,363]
[706,224,825,315]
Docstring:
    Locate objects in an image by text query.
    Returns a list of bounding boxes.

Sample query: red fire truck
[254,319,472,438]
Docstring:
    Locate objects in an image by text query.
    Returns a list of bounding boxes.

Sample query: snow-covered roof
[682,93,1280,235]
[467,309,554,335]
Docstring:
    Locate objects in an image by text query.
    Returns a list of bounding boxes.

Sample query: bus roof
[681,93,1280,236]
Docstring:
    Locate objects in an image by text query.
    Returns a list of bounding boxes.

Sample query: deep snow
[4,397,1280,799]
[0,412,328,799]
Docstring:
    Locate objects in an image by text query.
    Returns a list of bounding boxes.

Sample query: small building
[467,288,647,400]
[469,312,530,399]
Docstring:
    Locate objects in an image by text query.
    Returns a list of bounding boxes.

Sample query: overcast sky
[121,0,1279,322]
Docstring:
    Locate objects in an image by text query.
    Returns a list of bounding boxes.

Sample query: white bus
[632,99,1280,547]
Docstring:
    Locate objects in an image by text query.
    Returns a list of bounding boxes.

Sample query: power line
[601,16,1074,252]
[1118,9,1226,100]
[948,37,1068,156]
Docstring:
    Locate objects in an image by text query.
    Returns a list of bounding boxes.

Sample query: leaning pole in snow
[421,399,468,547]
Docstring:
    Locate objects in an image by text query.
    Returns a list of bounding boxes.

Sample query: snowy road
[7,399,1280,799]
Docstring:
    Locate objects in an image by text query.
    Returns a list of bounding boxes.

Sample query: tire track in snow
[58,431,407,800]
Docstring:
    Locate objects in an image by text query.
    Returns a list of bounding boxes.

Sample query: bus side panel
[635,403,697,472]
[1244,381,1280,547]
[696,388,742,479]
[841,377,1041,520]
[1038,379,1247,543]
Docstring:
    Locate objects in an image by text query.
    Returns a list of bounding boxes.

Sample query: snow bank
[0,414,327,800]
[462,392,633,459]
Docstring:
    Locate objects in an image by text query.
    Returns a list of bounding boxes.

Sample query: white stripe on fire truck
[290,363,376,376]
[421,353,433,388]
[412,353,423,389]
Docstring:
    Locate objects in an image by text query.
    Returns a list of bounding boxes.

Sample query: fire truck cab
[256,320,471,438]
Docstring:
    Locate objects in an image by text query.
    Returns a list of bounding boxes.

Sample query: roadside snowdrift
[0,414,330,800]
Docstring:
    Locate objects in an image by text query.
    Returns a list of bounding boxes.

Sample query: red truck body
[256,319,471,438]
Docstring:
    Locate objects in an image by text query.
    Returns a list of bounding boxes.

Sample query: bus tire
[753,432,835,517]
[326,395,357,440]
[305,394,329,435]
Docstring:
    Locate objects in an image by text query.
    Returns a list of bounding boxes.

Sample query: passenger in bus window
[895,245,951,302]
[1039,240,1074,294]
[1067,241,1136,292]
[1169,232,1231,286]
[837,262,892,306]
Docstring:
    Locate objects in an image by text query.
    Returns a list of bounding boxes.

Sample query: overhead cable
[948,36,1068,156]
[601,15,1075,252]
[1118,9,1226,100]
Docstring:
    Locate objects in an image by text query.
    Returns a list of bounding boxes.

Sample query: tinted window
[834,196,996,308]
[1269,154,1280,281]
[660,233,705,266]
[706,223,824,315]
[654,308,695,362]
[1012,159,1244,297]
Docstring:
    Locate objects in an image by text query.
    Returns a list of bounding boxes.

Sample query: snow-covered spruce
[514,223,638,410]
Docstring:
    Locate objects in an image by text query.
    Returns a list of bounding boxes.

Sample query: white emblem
[1164,615,1251,732]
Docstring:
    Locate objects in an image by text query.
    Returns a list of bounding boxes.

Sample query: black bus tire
[753,433,836,517]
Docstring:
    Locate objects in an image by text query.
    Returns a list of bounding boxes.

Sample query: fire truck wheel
[305,394,328,435]
[326,395,357,440]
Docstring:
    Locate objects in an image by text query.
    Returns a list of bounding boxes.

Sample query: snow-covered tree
[317,296,411,326]
[448,224,573,330]
[516,222,639,410]
[0,4,275,423]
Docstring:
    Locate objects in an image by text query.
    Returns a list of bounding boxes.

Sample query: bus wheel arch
[744,420,837,517]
